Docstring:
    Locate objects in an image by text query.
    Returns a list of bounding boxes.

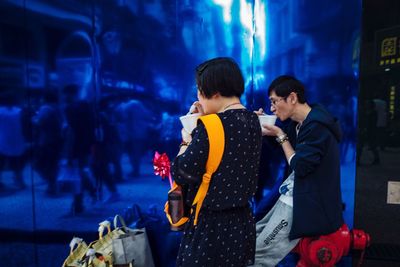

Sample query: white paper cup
[179,113,201,133]
[258,114,277,127]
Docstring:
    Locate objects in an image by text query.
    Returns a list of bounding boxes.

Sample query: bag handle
[98,220,111,239]
[69,237,84,255]
[113,214,128,230]
[192,114,225,225]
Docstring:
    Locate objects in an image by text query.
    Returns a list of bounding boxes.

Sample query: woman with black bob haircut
[171,57,262,266]
[195,57,244,99]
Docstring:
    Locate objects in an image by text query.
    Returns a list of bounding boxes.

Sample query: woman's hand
[188,101,205,115]
[181,128,192,143]
[254,108,265,116]
[261,124,284,137]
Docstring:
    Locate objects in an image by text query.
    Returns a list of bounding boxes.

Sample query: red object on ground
[293,224,370,267]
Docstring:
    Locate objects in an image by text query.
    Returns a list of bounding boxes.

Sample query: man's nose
[270,105,275,113]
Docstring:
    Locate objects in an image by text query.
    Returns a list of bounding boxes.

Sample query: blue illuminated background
[0,0,360,266]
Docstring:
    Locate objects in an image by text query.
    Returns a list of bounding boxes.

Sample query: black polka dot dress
[171,109,262,267]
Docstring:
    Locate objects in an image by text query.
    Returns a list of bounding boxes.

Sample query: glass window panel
[0,0,361,266]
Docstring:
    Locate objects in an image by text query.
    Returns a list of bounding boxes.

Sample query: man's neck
[291,103,311,124]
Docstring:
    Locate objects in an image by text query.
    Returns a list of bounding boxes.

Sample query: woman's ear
[211,92,221,99]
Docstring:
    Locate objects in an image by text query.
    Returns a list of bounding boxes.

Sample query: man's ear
[289,92,297,104]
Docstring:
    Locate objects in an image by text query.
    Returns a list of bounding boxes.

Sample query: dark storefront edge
[364,243,400,262]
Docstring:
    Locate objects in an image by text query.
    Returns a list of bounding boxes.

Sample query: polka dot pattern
[172,109,262,267]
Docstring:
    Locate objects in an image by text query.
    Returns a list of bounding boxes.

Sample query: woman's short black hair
[268,75,307,104]
[195,57,244,99]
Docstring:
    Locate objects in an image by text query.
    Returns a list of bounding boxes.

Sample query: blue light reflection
[0,0,361,265]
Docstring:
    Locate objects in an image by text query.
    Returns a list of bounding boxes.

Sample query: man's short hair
[268,75,306,104]
[195,57,244,99]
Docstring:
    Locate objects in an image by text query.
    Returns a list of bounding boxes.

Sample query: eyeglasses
[269,97,286,106]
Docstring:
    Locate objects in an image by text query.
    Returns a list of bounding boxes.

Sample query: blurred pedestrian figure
[62,84,97,214]
[115,98,154,178]
[90,97,120,202]
[32,91,63,195]
[157,111,181,158]
[0,92,27,189]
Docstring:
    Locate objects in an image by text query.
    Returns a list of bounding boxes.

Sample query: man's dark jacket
[287,105,344,240]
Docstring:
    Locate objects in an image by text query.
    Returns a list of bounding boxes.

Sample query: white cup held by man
[258,114,277,127]
[180,113,201,133]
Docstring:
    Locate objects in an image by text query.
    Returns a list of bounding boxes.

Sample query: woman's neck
[218,97,244,112]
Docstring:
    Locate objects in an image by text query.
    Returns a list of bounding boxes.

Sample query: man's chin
[276,115,287,122]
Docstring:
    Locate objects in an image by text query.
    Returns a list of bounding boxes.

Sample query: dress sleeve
[171,122,209,185]
[289,123,329,178]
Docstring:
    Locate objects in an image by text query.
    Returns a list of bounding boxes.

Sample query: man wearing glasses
[252,75,344,266]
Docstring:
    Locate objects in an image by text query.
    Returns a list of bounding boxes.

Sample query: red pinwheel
[153,151,173,188]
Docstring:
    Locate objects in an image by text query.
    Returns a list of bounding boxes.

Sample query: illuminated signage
[389,86,395,119]
[376,26,400,67]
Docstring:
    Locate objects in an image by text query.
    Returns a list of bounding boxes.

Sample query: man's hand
[261,124,284,137]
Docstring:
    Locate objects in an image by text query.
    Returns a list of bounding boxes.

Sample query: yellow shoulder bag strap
[192,114,225,225]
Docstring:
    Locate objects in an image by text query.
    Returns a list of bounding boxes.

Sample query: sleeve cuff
[288,153,296,165]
